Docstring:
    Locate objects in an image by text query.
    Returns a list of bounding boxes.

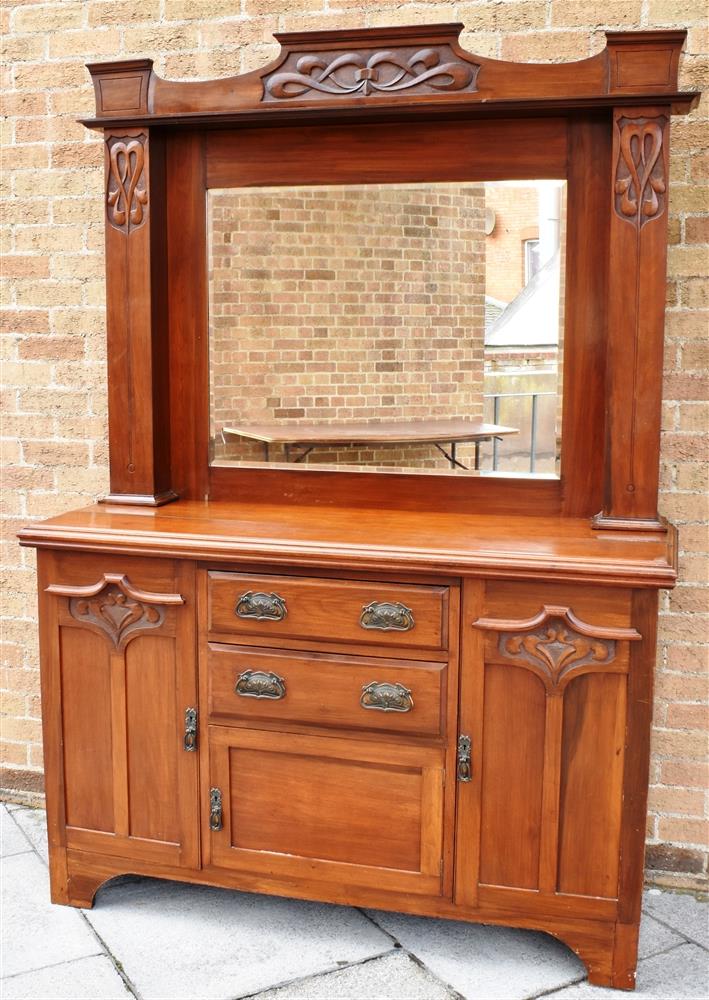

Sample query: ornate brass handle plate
[183,707,197,751]
[360,681,414,713]
[209,788,223,831]
[235,591,287,621]
[235,669,286,700]
[360,601,415,632]
[457,735,472,782]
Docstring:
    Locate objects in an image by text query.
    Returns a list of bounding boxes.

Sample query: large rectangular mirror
[208,180,566,477]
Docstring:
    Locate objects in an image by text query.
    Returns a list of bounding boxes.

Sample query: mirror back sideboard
[19,24,699,991]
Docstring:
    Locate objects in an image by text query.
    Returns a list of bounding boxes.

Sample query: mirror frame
[84,23,698,526]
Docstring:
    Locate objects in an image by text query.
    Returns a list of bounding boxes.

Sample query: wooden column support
[99,120,176,506]
[594,106,671,531]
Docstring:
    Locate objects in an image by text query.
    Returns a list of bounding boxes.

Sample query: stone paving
[1,803,707,1000]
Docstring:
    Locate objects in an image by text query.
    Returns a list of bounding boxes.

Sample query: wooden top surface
[222,419,517,446]
[19,500,677,588]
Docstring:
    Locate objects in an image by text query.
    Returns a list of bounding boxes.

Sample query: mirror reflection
[208,180,566,476]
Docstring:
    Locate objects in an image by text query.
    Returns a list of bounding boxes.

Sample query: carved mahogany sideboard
[19,25,698,991]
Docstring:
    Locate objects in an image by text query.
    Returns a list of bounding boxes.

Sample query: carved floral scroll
[106,134,149,233]
[614,115,668,229]
[473,605,641,692]
[263,46,479,102]
[46,573,184,649]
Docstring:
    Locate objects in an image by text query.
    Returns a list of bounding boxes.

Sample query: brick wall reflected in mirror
[208,181,566,476]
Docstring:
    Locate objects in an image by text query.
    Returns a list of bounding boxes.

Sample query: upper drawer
[207,572,449,651]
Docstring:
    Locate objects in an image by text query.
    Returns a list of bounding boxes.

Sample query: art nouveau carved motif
[498,624,615,689]
[106,134,148,232]
[46,573,184,649]
[473,605,641,691]
[614,116,667,228]
[69,584,164,647]
[263,47,479,102]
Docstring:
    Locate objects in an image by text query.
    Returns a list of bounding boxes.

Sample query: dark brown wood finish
[595,107,671,529]
[102,127,175,506]
[80,25,698,521]
[20,25,697,994]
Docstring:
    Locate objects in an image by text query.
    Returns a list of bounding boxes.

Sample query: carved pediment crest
[264,46,479,102]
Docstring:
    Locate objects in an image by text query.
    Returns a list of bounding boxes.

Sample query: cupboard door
[206,727,446,896]
[40,553,199,868]
[455,580,642,919]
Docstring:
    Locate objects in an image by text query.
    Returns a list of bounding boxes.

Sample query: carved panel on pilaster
[614,114,668,229]
[263,46,480,102]
[106,133,149,234]
[46,573,184,650]
[474,605,641,692]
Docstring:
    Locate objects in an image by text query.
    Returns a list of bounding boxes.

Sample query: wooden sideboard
[19,23,698,992]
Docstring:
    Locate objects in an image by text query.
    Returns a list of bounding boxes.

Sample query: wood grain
[208,571,447,651]
[207,644,447,738]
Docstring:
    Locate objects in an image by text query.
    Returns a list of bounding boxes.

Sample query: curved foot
[549,921,639,991]
[63,870,109,908]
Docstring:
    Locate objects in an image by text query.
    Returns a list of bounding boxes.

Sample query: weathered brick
[11,3,85,33]
[658,818,709,847]
[648,786,706,816]
[1,256,49,279]
[551,0,642,27]
[88,0,162,27]
[501,31,589,62]
[648,0,708,23]
[661,760,709,788]
[666,703,709,730]
[48,27,121,59]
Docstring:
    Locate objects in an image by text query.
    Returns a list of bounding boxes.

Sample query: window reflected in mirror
[208,180,566,477]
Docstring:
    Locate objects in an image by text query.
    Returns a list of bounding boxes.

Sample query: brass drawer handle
[360,601,415,632]
[360,681,414,713]
[235,669,286,700]
[235,591,287,622]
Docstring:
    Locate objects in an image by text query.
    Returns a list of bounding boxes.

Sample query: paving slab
[9,805,49,864]
[1,852,103,978]
[84,877,392,1000]
[547,942,709,999]
[365,910,584,999]
[1,955,131,1000]
[638,910,686,958]
[1,807,32,859]
[252,950,457,999]
[643,889,709,949]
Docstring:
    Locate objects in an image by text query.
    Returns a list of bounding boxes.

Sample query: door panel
[478,663,545,890]
[125,635,181,844]
[456,578,637,914]
[557,672,627,897]
[44,554,199,868]
[207,727,446,896]
[60,627,114,833]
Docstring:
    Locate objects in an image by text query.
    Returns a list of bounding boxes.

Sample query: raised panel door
[455,579,640,920]
[39,552,200,871]
[205,726,447,896]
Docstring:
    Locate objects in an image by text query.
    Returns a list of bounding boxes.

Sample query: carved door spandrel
[455,583,641,913]
[43,561,199,869]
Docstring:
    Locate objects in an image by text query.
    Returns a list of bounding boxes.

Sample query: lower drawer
[207,644,446,738]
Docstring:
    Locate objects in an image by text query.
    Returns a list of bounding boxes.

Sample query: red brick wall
[209,184,486,469]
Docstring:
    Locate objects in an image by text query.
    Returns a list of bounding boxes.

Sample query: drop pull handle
[457,735,472,782]
[209,788,223,831]
[183,708,197,751]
